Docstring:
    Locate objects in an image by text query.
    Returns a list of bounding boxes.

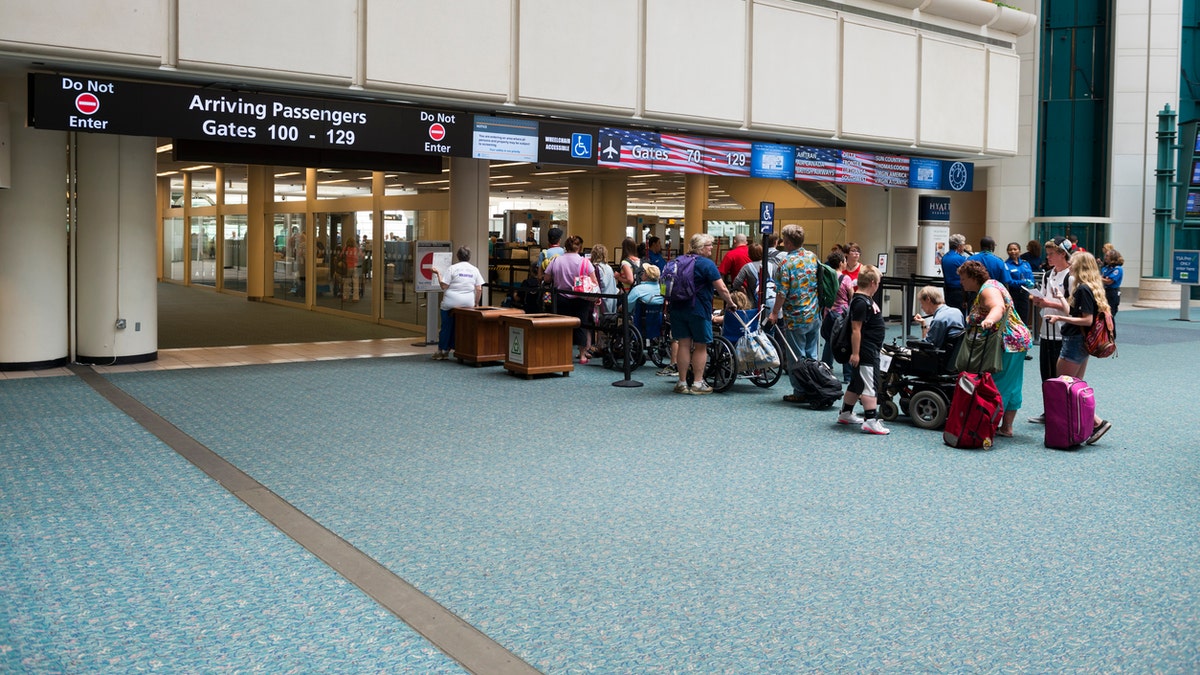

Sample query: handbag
[954,325,1003,374]
[572,259,599,295]
[728,310,780,369]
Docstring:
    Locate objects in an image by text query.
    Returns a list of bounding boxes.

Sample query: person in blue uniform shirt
[941,233,968,314]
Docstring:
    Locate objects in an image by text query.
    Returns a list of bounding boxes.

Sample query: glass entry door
[190,216,218,287]
[273,213,308,302]
[314,212,370,316]
[222,215,248,293]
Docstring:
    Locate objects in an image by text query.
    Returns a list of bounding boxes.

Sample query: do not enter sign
[428,123,446,142]
[75,92,100,115]
[419,252,437,280]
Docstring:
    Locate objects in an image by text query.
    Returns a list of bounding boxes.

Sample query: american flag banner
[698,137,753,177]
[794,146,841,182]
[837,150,878,185]
[873,154,911,187]
[597,128,664,170]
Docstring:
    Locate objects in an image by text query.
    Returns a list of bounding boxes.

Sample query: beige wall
[0,0,1035,157]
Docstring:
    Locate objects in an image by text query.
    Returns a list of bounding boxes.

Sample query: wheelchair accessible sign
[760,202,774,234]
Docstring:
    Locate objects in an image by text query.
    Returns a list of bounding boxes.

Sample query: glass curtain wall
[162,217,185,281]
[381,210,418,325]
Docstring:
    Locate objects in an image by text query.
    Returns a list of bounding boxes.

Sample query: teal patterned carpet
[2,308,1198,672]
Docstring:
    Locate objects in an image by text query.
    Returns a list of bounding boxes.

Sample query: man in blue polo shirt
[967,236,1012,287]
[941,233,967,314]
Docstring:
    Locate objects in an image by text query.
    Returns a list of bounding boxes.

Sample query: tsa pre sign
[1172,250,1200,285]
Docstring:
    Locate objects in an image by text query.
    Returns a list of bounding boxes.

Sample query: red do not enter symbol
[428,123,446,142]
[75,92,100,115]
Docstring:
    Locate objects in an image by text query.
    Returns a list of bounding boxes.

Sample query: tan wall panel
[366,0,509,97]
[985,50,1021,155]
[644,0,745,123]
[178,0,356,78]
[0,0,162,58]
[841,21,917,143]
[751,2,838,134]
[919,37,986,151]
[519,0,638,110]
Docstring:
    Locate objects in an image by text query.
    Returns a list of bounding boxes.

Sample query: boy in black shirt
[838,265,890,435]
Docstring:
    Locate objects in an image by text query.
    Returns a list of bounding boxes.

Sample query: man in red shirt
[718,233,751,283]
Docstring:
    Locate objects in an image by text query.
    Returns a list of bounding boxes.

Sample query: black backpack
[830,305,854,364]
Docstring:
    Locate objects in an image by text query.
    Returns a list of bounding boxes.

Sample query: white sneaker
[861,418,891,435]
[689,382,714,395]
[838,410,864,425]
[1028,414,1045,425]
[656,365,678,377]
[673,381,690,394]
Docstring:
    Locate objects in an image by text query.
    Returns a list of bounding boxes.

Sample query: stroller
[878,332,964,429]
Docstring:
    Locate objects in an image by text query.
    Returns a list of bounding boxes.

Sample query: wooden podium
[500,313,580,378]
[451,306,525,366]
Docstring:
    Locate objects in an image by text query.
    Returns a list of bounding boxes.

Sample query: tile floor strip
[70,364,539,675]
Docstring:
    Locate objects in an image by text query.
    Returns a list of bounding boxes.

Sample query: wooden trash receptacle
[500,313,580,378]
[452,306,525,366]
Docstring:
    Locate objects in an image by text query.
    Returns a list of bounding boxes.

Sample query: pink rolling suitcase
[1043,376,1096,449]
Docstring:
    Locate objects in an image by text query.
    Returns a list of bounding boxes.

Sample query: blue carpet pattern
[0,377,464,673]
[3,308,1199,672]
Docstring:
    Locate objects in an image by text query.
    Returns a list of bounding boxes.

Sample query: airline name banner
[29,72,973,191]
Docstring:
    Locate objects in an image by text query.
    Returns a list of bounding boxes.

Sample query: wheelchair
[639,303,674,369]
[878,332,964,429]
[593,308,646,371]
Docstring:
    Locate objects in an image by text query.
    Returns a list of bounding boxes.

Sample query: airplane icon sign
[601,138,621,161]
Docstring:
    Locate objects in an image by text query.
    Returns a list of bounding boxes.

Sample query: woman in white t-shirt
[430,246,485,360]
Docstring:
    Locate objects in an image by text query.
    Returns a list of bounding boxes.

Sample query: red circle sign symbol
[419,252,436,280]
[428,123,446,142]
[75,92,100,115]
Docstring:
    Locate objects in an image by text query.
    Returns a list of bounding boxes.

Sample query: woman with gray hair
[667,233,735,394]
[430,246,484,360]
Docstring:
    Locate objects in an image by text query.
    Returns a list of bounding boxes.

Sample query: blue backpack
[662,254,698,308]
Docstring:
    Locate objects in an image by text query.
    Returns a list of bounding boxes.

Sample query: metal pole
[613,289,643,387]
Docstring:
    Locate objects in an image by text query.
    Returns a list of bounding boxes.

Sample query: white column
[449,157,490,304]
[75,134,158,363]
[0,75,69,369]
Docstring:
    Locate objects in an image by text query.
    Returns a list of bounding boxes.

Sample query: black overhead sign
[27,73,473,158]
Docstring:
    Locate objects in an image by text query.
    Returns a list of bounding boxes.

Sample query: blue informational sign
[760,201,775,234]
[570,133,592,159]
[909,158,973,191]
[1172,250,1200,285]
[751,143,796,179]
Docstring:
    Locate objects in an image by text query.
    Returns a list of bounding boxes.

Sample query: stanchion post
[613,289,644,388]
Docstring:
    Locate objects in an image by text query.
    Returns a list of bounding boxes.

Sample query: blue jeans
[438,308,456,351]
[781,320,820,395]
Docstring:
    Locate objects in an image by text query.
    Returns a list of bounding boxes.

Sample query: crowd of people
[434,226,1118,446]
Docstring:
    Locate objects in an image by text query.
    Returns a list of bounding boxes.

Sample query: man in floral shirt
[768,224,821,403]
